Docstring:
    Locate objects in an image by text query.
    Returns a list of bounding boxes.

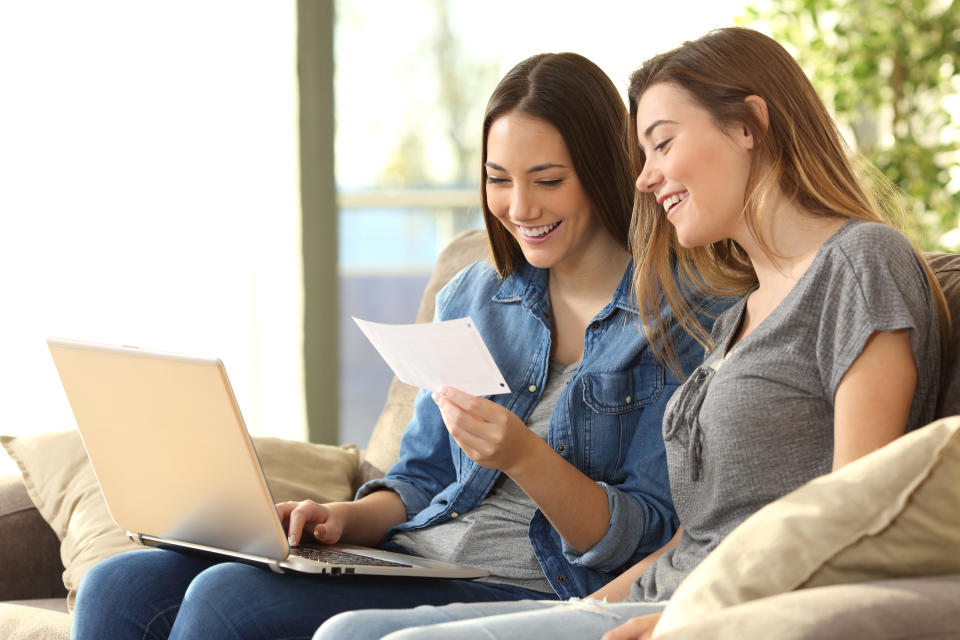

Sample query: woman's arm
[277,489,407,547]
[433,386,610,553]
[280,382,466,548]
[586,527,682,602]
[591,330,918,640]
[505,433,611,554]
[833,329,916,470]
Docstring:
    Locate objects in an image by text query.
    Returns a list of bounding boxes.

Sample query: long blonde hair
[627,27,950,378]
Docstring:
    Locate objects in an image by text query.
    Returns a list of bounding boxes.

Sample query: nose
[509,184,537,222]
[635,160,661,194]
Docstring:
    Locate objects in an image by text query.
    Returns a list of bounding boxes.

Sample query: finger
[275,501,299,531]
[275,501,297,521]
[286,500,322,547]
[312,521,338,545]
[433,391,465,423]
[434,396,490,450]
[436,386,496,420]
[446,429,486,462]
[439,417,498,466]
[286,507,305,546]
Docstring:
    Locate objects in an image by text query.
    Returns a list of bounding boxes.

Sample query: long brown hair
[626,27,950,377]
[482,53,634,276]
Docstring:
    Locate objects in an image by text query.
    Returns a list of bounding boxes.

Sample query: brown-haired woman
[312,27,947,640]
[73,52,708,640]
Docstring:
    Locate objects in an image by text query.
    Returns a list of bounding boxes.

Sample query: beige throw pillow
[655,416,960,637]
[1,430,359,610]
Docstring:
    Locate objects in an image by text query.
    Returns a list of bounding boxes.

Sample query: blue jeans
[70,549,558,640]
[313,598,668,640]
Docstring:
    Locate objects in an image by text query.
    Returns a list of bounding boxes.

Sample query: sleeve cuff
[356,476,431,520]
[561,482,647,573]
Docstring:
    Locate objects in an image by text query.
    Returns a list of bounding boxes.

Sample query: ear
[737,95,769,150]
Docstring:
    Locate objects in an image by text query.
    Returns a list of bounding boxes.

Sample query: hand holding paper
[352,317,511,396]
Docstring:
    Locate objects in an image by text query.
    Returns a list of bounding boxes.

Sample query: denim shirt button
[450,511,460,519]
[591,321,601,330]
[625,395,632,404]
[557,575,566,583]
[528,384,537,393]
[556,444,566,453]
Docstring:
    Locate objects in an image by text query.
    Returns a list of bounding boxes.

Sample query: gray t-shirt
[630,220,941,602]
[390,359,580,594]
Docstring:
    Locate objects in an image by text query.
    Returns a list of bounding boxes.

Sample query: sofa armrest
[0,474,67,600]
[656,574,960,640]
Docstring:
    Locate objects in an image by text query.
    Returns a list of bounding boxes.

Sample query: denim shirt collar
[491,259,638,318]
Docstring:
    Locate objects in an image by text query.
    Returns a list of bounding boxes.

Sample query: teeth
[523,222,560,237]
[663,191,689,213]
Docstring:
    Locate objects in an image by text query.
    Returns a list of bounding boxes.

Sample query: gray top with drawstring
[629,220,941,603]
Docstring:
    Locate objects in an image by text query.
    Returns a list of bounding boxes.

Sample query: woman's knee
[76,549,162,605]
[313,610,368,640]
[313,606,457,640]
[181,562,257,610]
[73,549,198,639]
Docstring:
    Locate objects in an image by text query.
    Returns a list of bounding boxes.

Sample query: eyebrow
[485,161,567,174]
[643,119,678,139]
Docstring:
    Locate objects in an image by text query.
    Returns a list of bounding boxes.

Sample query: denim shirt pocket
[579,364,665,478]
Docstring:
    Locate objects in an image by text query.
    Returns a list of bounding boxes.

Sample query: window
[0,2,301,474]
[0,2,756,478]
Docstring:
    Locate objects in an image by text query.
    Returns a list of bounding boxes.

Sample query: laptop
[46,337,488,579]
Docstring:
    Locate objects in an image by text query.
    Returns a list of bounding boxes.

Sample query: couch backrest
[357,241,960,487]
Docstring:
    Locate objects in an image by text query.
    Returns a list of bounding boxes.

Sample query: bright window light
[0,2,303,476]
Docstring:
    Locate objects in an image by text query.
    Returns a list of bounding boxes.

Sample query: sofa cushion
[1,429,359,610]
[360,228,489,484]
[655,415,960,636]
[0,602,71,640]
[656,574,960,640]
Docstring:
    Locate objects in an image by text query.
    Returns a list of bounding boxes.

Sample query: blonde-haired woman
[313,27,947,640]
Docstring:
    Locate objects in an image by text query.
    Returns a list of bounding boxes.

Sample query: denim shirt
[357,258,709,599]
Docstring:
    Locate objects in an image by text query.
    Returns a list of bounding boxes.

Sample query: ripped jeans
[313,598,668,640]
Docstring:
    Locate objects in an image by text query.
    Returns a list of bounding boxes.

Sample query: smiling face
[634,82,756,249]
[485,111,611,273]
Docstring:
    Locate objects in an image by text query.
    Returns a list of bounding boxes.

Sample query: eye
[486,176,509,185]
[536,179,563,187]
[654,138,672,153]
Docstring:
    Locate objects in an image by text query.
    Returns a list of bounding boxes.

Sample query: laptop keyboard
[290,545,412,568]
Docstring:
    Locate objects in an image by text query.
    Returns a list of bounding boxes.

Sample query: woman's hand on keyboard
[276,500,345,547]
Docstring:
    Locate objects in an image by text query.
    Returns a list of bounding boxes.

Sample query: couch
[2,228,959,640]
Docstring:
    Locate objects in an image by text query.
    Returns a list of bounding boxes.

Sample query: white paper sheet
[352,316,511,396]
